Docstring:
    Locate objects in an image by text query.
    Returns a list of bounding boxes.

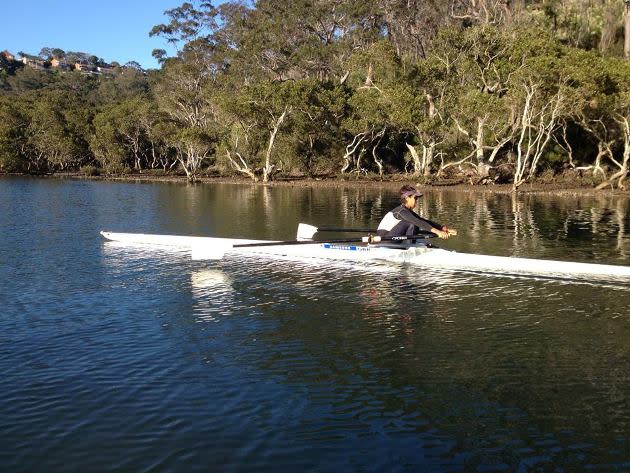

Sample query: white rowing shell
[100,231,630,279]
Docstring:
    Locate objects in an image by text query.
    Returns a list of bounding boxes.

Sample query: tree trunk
[422,141,435,177]
[226,150,257,181]
[372,128,386,177]
[596,116,630,190]
[476,116,485,163]
[342,132,367,174]
[262,106,289,183]
[405,142,421,175]
[512,83,562,190]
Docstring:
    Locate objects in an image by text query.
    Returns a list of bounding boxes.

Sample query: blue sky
[0,0,202,69]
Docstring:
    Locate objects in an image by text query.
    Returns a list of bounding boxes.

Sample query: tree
[425,26,520,178]
[339,40,405,177]
[593,56,630,189]
[25,89,93,171]
[7,67,55,93]
[282,80,349,176]
[0,96,29,172]
[150,1,223,181]
[217,81,298,182]
[379,0,449,60]
[91,97,155,171]
[95,67,149,104]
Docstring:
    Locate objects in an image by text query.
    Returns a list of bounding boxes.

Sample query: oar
[192,233,434,261]
[297,223,378,239]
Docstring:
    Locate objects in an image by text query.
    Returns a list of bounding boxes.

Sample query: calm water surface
[1,176,630,472]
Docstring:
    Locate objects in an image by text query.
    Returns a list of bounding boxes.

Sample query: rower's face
[404,195,418,209]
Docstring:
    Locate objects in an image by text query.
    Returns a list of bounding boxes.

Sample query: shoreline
[4,172,630,197]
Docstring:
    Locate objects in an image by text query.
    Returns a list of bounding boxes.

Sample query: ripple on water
[2,182,630,472]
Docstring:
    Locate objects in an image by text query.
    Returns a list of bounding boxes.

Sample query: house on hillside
[74,61,96,73]
[1,50,15,61]
[96,64,115,74]
[21,54,47,70]
[51,58,72,71]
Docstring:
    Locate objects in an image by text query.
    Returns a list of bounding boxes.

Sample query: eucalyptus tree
[51,70,100,103]
[427,26,520,179]
[150,1,224,181]
[25,89,92,171]
[449,0,515,25]
[95,67,150,105]
[91,96,155,171]
[215,0,385,82]
[409,25,571,188]
[6,67,55,93]
[152,56,224,180]
[336,40,409,177]
[554,49,617,180]
[592,56,630,189]
[217,80,300,182]
[501,29,571,189]
[284,79,349,176]
[386,42,453,178]
[0,96,28,172]
[379,0,449,60]
[39,47,66,60]
[90,106,128,172]
[532,0,623,53]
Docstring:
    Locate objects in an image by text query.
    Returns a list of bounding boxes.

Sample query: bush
[103,162,132,175]
[80,165,100,176]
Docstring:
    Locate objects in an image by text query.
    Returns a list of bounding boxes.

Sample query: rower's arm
[395,207,442,233]
[399,208,457,239]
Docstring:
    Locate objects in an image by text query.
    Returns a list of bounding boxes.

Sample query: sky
[0,0,201,69]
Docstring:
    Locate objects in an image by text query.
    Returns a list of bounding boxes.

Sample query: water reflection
[206,256,630,469]
[8,176,630,473]
[86,232,630,472]
[142,182,630,269]
[191,268,234,323]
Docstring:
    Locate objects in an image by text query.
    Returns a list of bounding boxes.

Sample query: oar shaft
[232,234,433,249]
[316,227,376,233]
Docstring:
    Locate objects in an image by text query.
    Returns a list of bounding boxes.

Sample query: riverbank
[4,171,630,197]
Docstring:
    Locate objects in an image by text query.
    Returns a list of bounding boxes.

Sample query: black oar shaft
[232,234,434,249]
[317,227,376,233]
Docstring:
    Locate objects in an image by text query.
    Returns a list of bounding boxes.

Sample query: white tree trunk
[225,150,257,181]
[596,116,630,190]
[372,128,386,177]
[513,83,563,190]
[342,132,367,174]
[405,142,421,175]
[262,106,290,183]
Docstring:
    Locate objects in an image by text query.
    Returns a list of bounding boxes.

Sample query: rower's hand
[434,227,458,239]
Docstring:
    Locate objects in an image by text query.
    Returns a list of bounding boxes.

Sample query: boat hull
[100,232,630,279]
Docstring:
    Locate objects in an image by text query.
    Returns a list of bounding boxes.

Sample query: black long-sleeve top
[376,205,443,237]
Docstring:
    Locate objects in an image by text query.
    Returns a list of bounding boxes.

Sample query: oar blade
[191,242,232,260]
[297,223,318,240]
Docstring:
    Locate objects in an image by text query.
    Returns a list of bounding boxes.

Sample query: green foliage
[0,97,29,172]
[26,89,93,171]
[4,1,630,188]
[6,67,56,93]
[80,165,100,176]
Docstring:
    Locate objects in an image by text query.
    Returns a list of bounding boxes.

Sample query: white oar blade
[297,223,318,240]
[191,243,232,260]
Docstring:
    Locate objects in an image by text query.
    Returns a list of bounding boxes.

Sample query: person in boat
[377,185,458,239]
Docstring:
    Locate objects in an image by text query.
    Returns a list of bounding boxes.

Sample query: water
[1,176,630,472]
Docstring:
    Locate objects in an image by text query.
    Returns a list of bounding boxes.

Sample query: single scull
[100,225,630,280]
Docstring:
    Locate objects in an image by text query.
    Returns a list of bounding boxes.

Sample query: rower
[377,185,458,240]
